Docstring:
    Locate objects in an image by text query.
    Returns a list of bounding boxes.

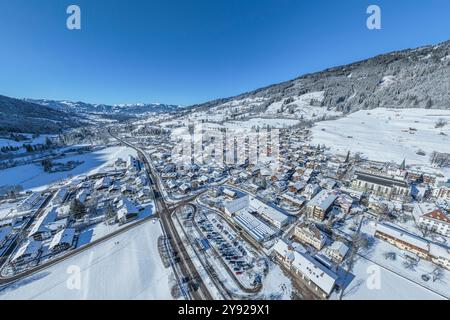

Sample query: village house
[76,189,90,204]
[121,184,136,195]
[281,193,305,208]
[367,195,390,215]
[433,181,450,200]
[17,192,44,212]
[167,180,178,190]
[179,183,192,194]
[197,175,210,185]
[273,240,338,298]
[161,172,178,180]
[324,241,349,263]
[306,190,337,221]
[117,198,140,224]
[51,188,69,206]
[209,187,222,198]
[28,207,57,241]
[95,176,113,190]
[223,188,237,199]
[137,187,151,198]
[135,175,148,187]
[289,181,306,193]
[0,226,12,248]
[292,171,302,182]
[294,223,326,250]
[418,209,450,237]
[55,205,71,219]
[108,181,121,192]
[430,245,450,270]
[335,194,354,214]
[11,239,42,266]
[248,183,262,193]
[302,183,321,200]
[49,228,76,253]
[274,180,288,192]
[319,178,337,190]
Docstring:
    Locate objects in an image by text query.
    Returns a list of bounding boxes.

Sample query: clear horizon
[1,0,450,106]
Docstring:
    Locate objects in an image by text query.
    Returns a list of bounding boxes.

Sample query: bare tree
[432,266,444,283]
[402,258,418,271]
[435,118,448,129]
[383,252,396,261]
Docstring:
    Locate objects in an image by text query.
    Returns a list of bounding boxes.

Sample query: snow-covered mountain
[185,40,450,123]
[25,99,183,116]
[0,95,85,134]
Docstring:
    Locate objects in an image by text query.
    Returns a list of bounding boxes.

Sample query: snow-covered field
[0,221,172,300]
[311,108,450,166]
[334,219,449,300]
[338,256,446,300]
[0,146,137,191]
[224,118,301,129]
[0,134,56,149]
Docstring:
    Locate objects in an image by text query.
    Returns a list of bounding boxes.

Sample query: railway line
[110,131,214,300]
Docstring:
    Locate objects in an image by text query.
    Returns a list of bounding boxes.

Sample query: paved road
[111,131,213,300]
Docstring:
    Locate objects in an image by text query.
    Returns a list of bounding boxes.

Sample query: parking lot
[194,209,267,289]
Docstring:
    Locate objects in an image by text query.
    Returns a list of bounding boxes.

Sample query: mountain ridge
[25,99,183,116]
[0,95,86,134]
[187,40,450,119]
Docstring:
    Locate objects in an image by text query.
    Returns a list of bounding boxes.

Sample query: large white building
[418,209,450,237]
[225,195,289,229]
[306,190,337,221]
[433,181,450,200]
[294,223,326,250]
[375,223,450,270]
[273,240,338,298]
[352,171,410,200]
[233,210,278,243]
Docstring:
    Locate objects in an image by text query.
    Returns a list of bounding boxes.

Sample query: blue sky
[0,0,449,105]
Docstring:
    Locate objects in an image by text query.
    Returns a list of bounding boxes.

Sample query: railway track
[110,131,213,300]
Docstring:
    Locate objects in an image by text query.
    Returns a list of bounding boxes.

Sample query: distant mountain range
[0,95,183,134]
[25,99,183,116]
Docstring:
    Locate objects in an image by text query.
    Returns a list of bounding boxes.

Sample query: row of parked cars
[198,216,252,275]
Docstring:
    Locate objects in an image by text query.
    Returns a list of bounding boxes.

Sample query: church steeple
[400,158,406,171]
[345,151,350,163]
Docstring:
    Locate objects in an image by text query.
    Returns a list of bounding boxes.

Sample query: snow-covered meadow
[224,118,301,129]
[311,108,450,166]
[0,146,138,191]
[0,221,172,300]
